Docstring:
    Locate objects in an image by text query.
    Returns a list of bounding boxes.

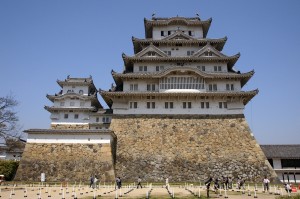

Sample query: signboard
[41,173,45,182]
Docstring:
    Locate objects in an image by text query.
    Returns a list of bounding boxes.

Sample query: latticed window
[159,76,204,90]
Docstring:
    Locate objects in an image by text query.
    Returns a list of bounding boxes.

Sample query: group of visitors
[89,175,98,189]
[204,176,246,198]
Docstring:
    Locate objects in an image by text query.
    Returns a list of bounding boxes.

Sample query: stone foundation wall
[51,124,89,130]
[110,114,277,182]
[15,143,115,182]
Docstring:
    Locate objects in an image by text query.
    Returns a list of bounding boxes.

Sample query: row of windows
[129,101,227,109]
[129,83,235,91]
[66,90,84,94]
[161,30,195,37]
[60,101,85,106]
[63,114,110,122]
[137,65,225,72]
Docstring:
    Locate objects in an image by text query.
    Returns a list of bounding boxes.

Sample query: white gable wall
[153,26,203,40]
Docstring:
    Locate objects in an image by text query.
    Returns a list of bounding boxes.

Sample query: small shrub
[0,160,19,181]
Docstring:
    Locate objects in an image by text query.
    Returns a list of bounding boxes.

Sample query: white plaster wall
[89,115,112,123]
[159,46,201,57]
[27,133,113,144]
[50,112,90,123]
[53,98,92,107]
[62,85,89,95]
[112,99,244,115]
[273,158,282,169]
[123,79,159,92]
[205,80,241,92]
[153,26,203,40]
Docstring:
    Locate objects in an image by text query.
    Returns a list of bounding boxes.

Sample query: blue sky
[1,0,299,144]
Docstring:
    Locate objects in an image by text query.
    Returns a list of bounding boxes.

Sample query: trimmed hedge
[0,160,19,181]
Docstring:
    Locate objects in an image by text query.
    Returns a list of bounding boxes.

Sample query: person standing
[228,177,233,189]
[205,177,213,198]
[137,176,142,189]
[89,175,94,188]
[165,177,169,188]
[93,176,98,189]
[117,177,122,189]
[263,176,270,192]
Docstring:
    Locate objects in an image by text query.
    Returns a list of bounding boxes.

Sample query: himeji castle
[15,15,278,182]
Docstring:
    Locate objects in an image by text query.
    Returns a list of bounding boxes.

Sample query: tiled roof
[260,145,300,159]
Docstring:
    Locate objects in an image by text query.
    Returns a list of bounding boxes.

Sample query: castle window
[139,66,143,71]
[147,51,156,56]
[164,51,171,56]
[183,102,192,109]
[187,51,194,56]
[64,114,68,119]
[156,66,159,71]
[208,84,217,91]
[219,102,227,109]
[206,102,210,108]
[214,66,222,72]
[129,102,138,109]
[60,102,65,106]
[226,84,235,91]
[168,31,171,35]
[161,31,164,36]
[74,114,79,119]
[147,84,156,91]
[147,102,155,109]
[130,84,138,91]
[204,51,213,56]
[79,90,83,94]
[143,66,147,71]
[231,84,234,91]
[165,102,174,109]
[96,117,99,122]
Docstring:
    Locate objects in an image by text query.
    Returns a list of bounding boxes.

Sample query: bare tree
[0,95,21,139]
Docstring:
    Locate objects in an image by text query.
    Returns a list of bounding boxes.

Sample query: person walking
[205,177,213,198]
[137,176,142,189]
[263,176,270,192]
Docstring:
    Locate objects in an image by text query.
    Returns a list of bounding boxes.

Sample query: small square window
[64,114,68,119]
[74,114,79,119]
[139,66,143,71]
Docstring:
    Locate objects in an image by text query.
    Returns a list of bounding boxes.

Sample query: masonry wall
[14,143,115,182]
[110,114,277,182]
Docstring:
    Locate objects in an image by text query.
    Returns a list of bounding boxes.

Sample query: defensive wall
[110,114,277,182]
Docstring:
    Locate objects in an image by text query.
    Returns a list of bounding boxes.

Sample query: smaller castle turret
[45,76,112,130]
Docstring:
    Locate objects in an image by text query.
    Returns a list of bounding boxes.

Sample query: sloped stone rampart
[14,143,115,182]
[110,114,277,182]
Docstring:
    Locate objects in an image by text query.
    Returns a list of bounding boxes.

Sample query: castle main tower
[101,16,277,182]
